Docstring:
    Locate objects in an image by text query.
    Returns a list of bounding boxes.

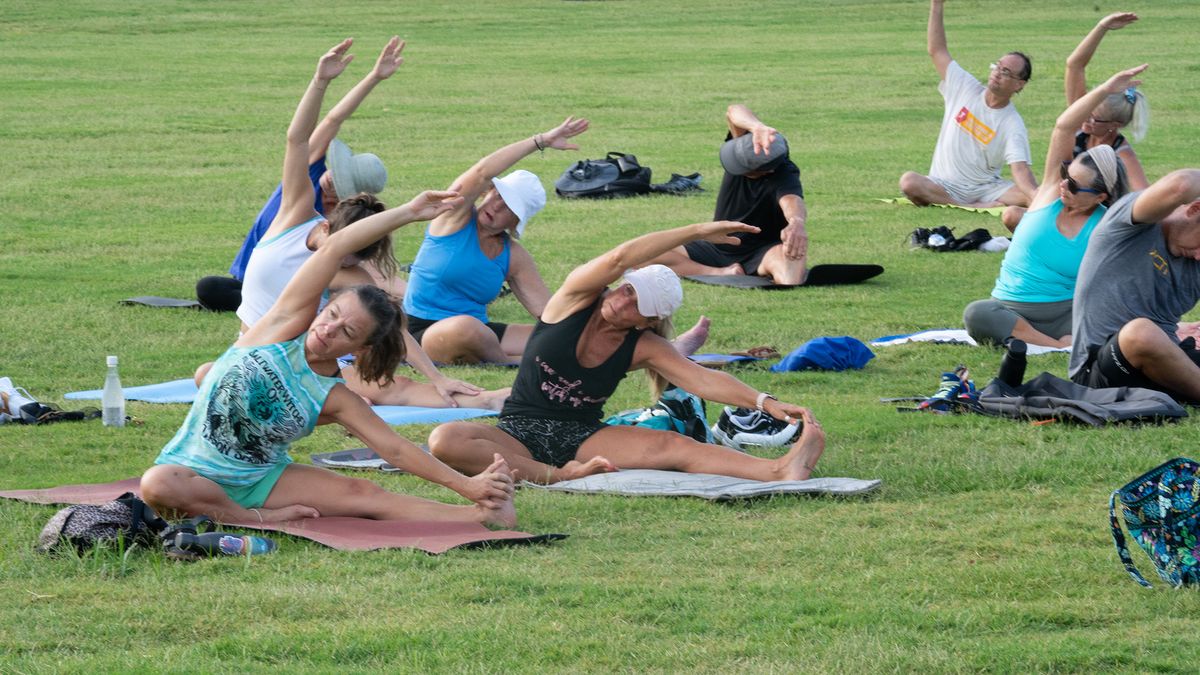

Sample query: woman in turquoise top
[963,64,1144,348]
[142,41,514,527]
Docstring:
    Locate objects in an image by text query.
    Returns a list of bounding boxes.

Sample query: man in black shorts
[1069,169,1200,403]
[647,104,809,284]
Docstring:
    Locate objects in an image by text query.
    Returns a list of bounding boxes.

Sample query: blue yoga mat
[64,379,498,424]
[65,378,198,404]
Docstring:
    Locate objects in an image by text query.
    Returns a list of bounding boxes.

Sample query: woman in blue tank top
[428,221,828,485]
[401,116,590,365]
[964,64,1144,348]
[141,41,515,528]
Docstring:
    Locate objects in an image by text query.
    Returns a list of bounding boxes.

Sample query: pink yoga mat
[0,478,563,554]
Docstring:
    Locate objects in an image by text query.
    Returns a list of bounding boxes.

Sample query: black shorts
[496,415,606,467]
[405,314,508,345]
[683,240,775,277]
[1073,333,1200,402]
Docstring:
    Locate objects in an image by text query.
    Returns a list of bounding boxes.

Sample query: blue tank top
[992,199,1106,303]
[155,335,342,486]
[403,215,511,323]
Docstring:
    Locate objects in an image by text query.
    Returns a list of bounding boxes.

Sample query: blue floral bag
[1109,457,1200,588]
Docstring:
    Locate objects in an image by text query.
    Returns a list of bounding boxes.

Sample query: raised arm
[725,104,778,155]
[307,37,404,164]
[543,221,758,322]
[1034,63,1147,202]
[246,190,462,344]
[927,0,952,80]
[274,40,355,230]
[431,117,589,233]
[506,243,551,319]
[1132,170,1200,225]
[1065,13,1138,104]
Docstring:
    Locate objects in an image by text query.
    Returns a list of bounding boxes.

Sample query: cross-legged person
[899,0,1037,209]
[963,65,1145,348]
[196,37,402,312]
[646,104,808,284]
[1069,169,1200,404]
[428,220,826,484]
[1000,11,1151,230]
[142,41,515,527]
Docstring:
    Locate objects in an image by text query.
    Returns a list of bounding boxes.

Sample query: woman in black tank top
[430,221,828,484]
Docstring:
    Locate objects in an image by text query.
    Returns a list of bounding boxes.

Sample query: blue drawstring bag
[770,336,874,372]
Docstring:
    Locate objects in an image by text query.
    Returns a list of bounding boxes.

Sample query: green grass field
[3,0,1200,671]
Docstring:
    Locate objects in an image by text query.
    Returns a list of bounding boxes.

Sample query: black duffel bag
[555,152,652,199]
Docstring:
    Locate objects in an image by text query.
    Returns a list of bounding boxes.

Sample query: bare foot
[479,454,517,528]
[558,456,618,482]
[718,262,744,276]
[780,409,825,481]
[478,387,511,412]
[673,316,711,356]
[259,504,320,522]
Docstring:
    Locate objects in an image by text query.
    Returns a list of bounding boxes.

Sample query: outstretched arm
[543,221,758,323]
[1034,63,1147,202]
[506,243,551,319]
[325,387,512,508]
[401,331,484,407]
[927,0,952,80]
[1132,170,1200,225]
[274,39,355,230]
[245,190,462,345]
[1065,13,1138,104]
[431,117,589,233]
[725,104,778,156]
[308,37,404,164]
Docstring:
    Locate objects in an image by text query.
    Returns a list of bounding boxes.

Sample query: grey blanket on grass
[522,469,881,500]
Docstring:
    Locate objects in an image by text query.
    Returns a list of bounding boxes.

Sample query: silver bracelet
[756,392,777,412]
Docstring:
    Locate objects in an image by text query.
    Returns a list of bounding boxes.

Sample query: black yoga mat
[685,264,883,289]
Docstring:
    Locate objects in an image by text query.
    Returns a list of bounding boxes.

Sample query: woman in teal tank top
[141,41,515,528]
[963,64,1143,348]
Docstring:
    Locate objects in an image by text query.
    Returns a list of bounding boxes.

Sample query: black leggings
[195,276,242,312]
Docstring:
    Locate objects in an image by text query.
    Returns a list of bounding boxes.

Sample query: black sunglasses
[1060,161,1102,196]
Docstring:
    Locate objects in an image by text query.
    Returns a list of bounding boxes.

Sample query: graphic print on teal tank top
[403,215,511,323]
[156,335,340,485]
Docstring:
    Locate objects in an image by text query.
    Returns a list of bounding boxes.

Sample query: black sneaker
[907,227,932,249]
[950,228,993,251]
[650,173,704,195]
[710,407,802,451]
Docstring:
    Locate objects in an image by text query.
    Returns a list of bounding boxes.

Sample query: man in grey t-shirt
[1070,170,1200,403]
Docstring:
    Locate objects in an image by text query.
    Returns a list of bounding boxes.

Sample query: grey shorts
[929,175,1015,205]
[963,298,1073,345]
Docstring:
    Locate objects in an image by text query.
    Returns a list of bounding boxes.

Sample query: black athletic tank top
[501,296,643,423]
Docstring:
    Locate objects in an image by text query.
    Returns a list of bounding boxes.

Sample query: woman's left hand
[405,190,464,221]
[543,116,590,150]
[371,36,405,80]
[1100,64,1148,95]
[433,377,485,408]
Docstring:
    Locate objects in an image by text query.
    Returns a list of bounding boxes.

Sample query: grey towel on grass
[522,469,881,500]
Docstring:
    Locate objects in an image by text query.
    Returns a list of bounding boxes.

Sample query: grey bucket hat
[327,139,388,198]
[719,132,789,176]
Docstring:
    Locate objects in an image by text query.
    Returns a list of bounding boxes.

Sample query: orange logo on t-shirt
[1149,249,1169,276]
[955,106,996,145]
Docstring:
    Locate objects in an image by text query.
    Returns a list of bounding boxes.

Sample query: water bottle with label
[101,355,125,427]
[172,532,277,557]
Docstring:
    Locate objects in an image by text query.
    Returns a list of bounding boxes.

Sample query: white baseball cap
[623,265,683,319]
[491,170,546,238]
[327,139,388,198]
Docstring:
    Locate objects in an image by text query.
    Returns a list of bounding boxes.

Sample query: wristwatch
[755,392,777,412]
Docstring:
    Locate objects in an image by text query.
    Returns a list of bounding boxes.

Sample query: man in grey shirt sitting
[1069,170,1200,403]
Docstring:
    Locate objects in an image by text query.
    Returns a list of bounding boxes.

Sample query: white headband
[1086,144,1119,195]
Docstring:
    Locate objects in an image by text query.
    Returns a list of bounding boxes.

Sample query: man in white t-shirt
[899,0,1038,208]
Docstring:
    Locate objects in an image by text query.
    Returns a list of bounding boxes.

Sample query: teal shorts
[219,461,290,509]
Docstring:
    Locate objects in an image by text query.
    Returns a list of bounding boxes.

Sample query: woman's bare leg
[575,411,825,481]
[341,365,510,409]
[263,463,515,527]
[140,464,318,523]
[420,316,520,365]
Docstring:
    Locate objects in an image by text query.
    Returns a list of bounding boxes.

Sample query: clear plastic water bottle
[173,532,277,557]
[101,355,125,427]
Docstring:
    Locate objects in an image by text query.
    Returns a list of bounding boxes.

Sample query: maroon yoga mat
[0,478,563,554]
